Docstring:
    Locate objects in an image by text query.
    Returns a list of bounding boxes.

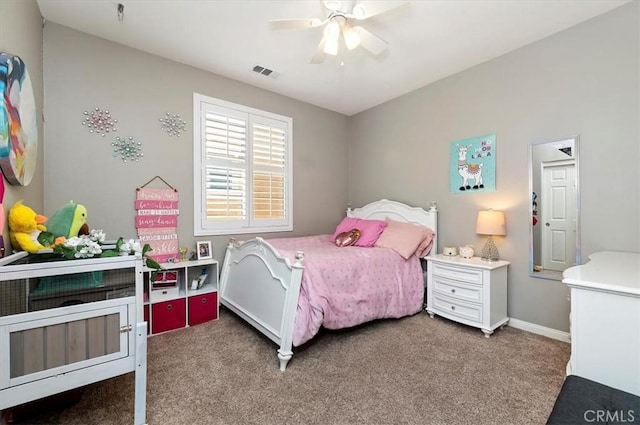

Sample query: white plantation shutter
[203,107,248,224]
[251,119,286,222]
[194,94,292,235]
[253,172,284,219]
[205,112,246,163]
[205,166,246,220]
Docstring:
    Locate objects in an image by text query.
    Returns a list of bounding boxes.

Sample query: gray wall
[348,2,639,332]
[0,0,44,247]
[6,2,639,334]
[43,23,349,261]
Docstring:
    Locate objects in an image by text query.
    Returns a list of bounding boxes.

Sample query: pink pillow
[416,228,436,257]
[333,217,387,247]
[375,218,436,259]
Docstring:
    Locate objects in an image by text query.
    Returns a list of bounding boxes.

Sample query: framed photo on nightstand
[196,241,212,260]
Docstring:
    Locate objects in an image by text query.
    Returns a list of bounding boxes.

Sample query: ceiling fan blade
[309,35,327,64]
[268,18,323,30]
[352,1,408,20]
[353,26,388,56]
[323,0,342,12]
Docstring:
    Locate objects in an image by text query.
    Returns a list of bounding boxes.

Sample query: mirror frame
[528,136,581,280]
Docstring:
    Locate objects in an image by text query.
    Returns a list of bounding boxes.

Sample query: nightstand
[426,254,509,337]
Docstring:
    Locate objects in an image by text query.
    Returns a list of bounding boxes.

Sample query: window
[193,93,292,235]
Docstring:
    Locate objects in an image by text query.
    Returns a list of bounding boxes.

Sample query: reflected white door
[542,160,576,271]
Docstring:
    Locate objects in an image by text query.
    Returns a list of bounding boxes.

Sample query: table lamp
[476,209,506,261]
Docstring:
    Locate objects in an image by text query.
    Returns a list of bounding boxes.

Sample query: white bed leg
[277,349,292,371]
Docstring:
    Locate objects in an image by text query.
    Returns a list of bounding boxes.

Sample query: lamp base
[481,235,499,261]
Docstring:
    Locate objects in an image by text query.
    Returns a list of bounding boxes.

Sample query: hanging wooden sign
[135,178,179,263]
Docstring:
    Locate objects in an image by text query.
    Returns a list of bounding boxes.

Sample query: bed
[219,199,438,371]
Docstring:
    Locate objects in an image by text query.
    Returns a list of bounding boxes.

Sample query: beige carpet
[9,309,570,424]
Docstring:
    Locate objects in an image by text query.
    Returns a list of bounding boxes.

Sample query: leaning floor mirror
[529,136,580,280]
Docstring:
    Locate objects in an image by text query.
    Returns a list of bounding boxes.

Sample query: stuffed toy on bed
[8,201,49,253]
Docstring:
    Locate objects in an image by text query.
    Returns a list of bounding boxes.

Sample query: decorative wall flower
[112,136,143,163]
[159,112,187,137]
[82,107,117,136]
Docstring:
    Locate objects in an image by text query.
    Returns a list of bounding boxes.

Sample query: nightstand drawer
[432,276,483,303]
[432,263,483,284]
[432,293,483,324]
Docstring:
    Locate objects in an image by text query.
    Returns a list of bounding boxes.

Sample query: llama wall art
[449,134,496,193]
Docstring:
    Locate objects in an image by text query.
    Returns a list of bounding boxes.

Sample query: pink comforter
[267,235,424,346]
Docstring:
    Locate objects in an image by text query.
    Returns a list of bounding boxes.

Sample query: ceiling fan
[268,1,407,64]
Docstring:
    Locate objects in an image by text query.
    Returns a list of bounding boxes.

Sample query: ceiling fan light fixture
[323,1,342,12]
[323,36,339,55]
[343,26,360,50]
[352,4,366,20]
[324,19,341,38]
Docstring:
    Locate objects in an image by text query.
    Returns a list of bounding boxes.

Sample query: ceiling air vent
[252,65,280,80]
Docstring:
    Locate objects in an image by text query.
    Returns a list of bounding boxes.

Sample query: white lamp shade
[343,26,361,50]
[324,1,342,12]
[476,210,506,236]
[352,4,366,20]
[323,37,339,55]
[324,19,340,38]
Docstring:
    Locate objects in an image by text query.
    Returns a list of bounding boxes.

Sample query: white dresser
[426,254,509,337]
[563,251,640,396]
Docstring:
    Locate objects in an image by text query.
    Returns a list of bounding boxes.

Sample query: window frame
[193,93,293,236]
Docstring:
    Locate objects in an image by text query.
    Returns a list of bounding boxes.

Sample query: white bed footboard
[219,237,304,371]
[219,199,437,372]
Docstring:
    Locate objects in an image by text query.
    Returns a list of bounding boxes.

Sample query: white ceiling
[37,0,629,116]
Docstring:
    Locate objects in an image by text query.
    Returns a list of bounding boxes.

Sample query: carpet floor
[8,308,570,424]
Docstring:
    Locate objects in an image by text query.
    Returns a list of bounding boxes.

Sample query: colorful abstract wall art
[0,53,37,186]
[449,134,496,193]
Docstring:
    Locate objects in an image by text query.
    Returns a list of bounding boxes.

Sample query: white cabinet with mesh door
[0,252,147,425]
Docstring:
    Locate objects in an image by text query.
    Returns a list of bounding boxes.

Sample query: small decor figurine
[442,247,457,256]
[459,245,475,259]
[179,247,188,262]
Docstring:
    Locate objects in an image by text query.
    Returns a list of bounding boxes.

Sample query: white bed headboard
[347,199,438,257]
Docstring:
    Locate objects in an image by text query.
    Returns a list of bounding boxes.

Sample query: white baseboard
[508,318,570,343]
